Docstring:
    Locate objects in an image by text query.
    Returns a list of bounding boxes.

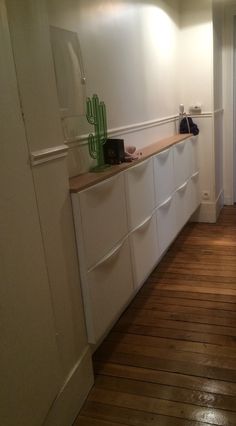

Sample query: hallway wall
[47,0,181,174]
[47,0,222,221]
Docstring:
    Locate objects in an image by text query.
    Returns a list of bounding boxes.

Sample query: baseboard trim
[192,190,224,223]
[43,346,93,426]
[224,195,234,205]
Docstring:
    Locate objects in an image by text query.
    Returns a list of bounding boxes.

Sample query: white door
[0,3,62,424]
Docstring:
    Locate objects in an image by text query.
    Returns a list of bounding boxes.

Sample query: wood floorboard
[114,323,236,347]
[74,206,236,426]
[132,295,236,311]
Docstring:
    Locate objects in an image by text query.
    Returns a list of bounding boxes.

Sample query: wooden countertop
[69,133,192,193]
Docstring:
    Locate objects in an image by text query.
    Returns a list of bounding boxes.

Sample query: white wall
[179,0,213,112]
[47,0,181,176]
[48,0,180,124]
[47,0,221,221]
[178,0,223,221]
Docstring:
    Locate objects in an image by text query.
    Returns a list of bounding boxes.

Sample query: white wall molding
[190,112,213,118]
[66,112,213,149]
[66,114,179,148]
[43,346,93,426]
[213,108,224,115]
[30,144,68,166]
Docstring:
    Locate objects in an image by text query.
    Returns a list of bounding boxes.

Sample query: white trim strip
[30,144,68,166]
[190,112,213,118]
[213,108,224,115]
[65,112,214,149]
[66,114,179,148]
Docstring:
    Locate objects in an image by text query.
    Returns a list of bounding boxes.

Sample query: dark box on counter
[103,138,125,165]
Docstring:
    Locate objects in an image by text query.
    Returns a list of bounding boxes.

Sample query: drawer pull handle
[177,181,188,192]
[159,196,172,209]
[89,238,125,271]
[191,171,199,180]
[134,215,153,232]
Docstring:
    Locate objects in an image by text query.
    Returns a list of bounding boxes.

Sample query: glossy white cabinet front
[175,180,192,232]
[156,195,177,255]
[125,158,155,230]
[78,173,128,269]
[87,238,133,344]
[173,140,191,189]
[189,136,199,175]
[130,213,159,289]
[72,135,200,347]
[154,147,174,207]
[190,171,200,214]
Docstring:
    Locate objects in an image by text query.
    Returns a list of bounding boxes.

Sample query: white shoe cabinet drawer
[71,135,200,346]
[130,213,159,290]
[156,195,177,255]
[77,173,128,269]
[175,180,192,232]
[125,158,155,230]
[154,147,175,207]
[87,238,134,343]
[190,171,200,214]
[189,136,199,175]
[173,140,191,189]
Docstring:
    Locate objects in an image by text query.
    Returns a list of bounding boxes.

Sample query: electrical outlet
[202,191,210,200]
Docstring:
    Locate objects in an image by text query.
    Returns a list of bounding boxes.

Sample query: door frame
[223,4,236,205]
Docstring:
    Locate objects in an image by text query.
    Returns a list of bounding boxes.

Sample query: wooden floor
[75,206,236,426]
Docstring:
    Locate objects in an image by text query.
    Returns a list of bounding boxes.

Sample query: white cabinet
[87,238,133,343]
[175,180,192,232]
[72,174,133,345]
[125,158,155,230]
[130,213,159,289]
[77,173,128,269]
[156,195,177,255]
[173,140,191,188]
[71,135,200,347]
[154,148,174,206]
[189,136,199,175]
[190,171,200,214]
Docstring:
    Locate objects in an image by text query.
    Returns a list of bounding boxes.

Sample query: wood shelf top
[69,133,192,193]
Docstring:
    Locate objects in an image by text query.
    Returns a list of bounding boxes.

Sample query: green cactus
[86,94,109,172]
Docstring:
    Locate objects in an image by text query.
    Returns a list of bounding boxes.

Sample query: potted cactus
[86,94,110,172]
